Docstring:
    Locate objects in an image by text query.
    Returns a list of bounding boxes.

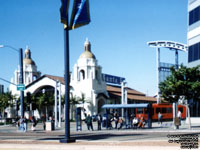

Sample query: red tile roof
[107,85,156,102]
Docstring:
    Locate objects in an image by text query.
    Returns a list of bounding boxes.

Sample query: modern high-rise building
[0,84,4,94]
[188,0,200,67]
[187,0,200,117]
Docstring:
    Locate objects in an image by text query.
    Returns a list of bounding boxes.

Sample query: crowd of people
[16,116,38,132]
[15,115,54,132]
[84,112,147,131]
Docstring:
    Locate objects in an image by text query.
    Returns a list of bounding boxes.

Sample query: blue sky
[0,0,188,96]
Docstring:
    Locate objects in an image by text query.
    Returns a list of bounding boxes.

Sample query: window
[189,6,200,25]
[167,107,172,113]
[156,108,161,114]
[144,108,147,114]
[151,108,154,115]
[80,70,85,80]
[178,107,183,113]
[137,108,143,114]
[162,108,167,114]
[188,42,200,63]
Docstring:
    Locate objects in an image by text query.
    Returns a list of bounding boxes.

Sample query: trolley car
[135,103,186,121]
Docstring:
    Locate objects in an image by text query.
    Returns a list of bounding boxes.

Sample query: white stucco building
[70,39,108,116]
[9,46,41,97]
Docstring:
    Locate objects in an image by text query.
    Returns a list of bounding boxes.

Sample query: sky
[0,0,188,96]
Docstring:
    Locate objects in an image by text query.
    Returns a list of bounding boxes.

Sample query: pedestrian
[118,117,124,130]
[42,115,46,130]
[138,117,145,128]
[177,110,182,125]
[132,117,139,129]
[114,112,119,129]
[107,113,113,129]
[31,116,37,131]
[24,117,28,132]
[85,114,93,131]
[19,116,25,131]
[97,114,102,130]
[158,112,162,124]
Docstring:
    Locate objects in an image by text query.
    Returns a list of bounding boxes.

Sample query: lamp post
[0,45,24,118]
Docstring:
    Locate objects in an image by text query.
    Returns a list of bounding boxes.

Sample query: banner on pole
[70,0,90,29]
[60,0,70,26]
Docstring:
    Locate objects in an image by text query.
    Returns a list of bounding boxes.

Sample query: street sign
[17,84,25,91]
[102,74,125,85]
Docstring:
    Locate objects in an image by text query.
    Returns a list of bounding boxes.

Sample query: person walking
[19,116,25,131]
[158,112,162,124]
[31,116,37,131]
[177,110,182,125]
[85,114,93,131]
[24,117,28,132]
[42,115,46,130]
[97,114,102,130]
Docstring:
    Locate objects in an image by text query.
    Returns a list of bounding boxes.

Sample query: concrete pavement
[0,120,199,150]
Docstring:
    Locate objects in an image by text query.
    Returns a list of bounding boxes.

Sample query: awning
[102,104,149,109]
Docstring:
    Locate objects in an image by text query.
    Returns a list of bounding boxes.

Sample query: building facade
[70,39,109,116]
[187,0,200,116]
[9,46,41,97]
[0,84,3,94]
[188,0,200,67]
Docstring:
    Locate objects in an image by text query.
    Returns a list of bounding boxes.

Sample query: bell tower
[71,38,108,116]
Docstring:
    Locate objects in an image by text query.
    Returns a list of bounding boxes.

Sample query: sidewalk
[0,121,199,150]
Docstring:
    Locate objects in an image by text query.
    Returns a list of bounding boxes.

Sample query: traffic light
[27,92,31,103]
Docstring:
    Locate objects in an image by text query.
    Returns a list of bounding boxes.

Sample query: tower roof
[80,38,96,59]
[23,46,35,65]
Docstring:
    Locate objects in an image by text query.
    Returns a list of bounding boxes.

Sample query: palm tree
[70,93,80,121]
[33,92,54,118]
[0,91,16,119]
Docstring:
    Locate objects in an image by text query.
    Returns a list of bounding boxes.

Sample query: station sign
[17,84,25,91]
[102,74,125,85]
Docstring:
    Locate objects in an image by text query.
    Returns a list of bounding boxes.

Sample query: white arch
[25,75,65,95]
[147,40,188,52]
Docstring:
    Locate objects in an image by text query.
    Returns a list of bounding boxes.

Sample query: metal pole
[157,48,160,104]
[55,81,58,127]
[175,50,178,70]
[121,81,124,118]
[19,48,24,118]
[60,24,75,143]
[58,81,62,127]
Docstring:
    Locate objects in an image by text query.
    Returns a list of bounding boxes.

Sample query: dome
[79,38,96,59]
[23,58,35,65]
[23,46,36,65]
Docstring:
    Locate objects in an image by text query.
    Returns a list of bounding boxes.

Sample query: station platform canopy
[102,104,149,109]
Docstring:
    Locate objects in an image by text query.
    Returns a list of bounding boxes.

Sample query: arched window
[80,70,85,80]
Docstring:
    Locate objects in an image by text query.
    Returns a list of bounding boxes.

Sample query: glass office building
[0,84,4,94]
[188,0,200,116]
[188,0,200,67]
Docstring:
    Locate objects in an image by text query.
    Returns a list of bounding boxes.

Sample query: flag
[70,0,90,29]
[60,0,70,26]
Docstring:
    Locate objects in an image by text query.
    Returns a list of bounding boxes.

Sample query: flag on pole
[70,0,90,29]
[60,0,70,26]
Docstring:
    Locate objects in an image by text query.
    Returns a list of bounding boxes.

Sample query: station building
[9,39,156,119]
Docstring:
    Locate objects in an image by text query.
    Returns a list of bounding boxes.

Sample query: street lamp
[0,45,24,118]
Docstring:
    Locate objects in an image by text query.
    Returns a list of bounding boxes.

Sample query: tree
[159,64,200,103]
[69,93,80,120]
[32,92,54,118]
[0,91,16,119]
